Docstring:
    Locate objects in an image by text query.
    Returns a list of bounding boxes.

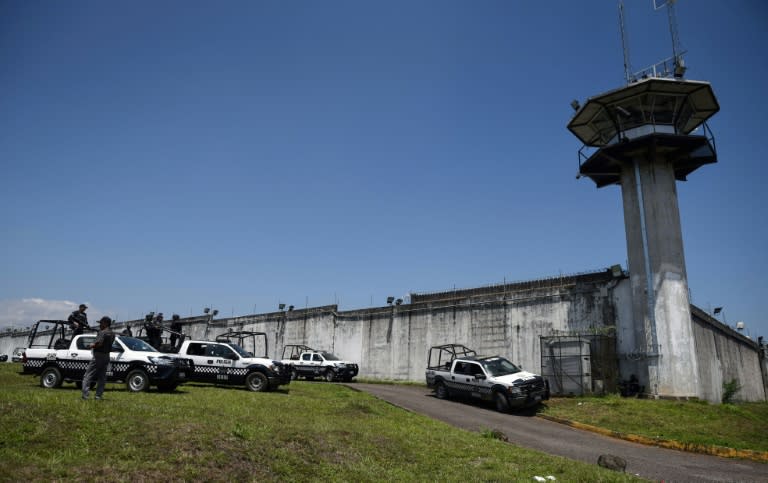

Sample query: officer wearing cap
[68,304,89,336]
[81,316,115,400]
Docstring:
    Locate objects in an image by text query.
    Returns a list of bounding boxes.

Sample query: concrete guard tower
[566,4,720,398]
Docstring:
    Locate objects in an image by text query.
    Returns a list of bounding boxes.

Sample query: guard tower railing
[576,120,717,178]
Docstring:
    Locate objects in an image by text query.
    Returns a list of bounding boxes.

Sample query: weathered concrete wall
[690,307,766,403]
[387,271,624,380]
[2,270,765,403]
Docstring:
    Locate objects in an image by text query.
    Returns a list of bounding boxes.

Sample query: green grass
[0,364,639,482]
[538,393,768,452]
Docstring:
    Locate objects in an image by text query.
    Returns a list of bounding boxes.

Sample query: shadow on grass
[181,382,292,396]
[423,391,542,417]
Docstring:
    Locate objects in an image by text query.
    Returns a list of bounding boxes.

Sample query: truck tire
[245,371,268,392]
[324,368,336,382]
[290,368,299,381]
[435,381,449,400]
[494,391,511,413]
[126,369,150,392]
[40,367,63,389]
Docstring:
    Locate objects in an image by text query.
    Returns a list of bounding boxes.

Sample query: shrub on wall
[721,378,741,404]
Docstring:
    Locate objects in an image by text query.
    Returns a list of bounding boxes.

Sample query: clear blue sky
[2,1,766,339]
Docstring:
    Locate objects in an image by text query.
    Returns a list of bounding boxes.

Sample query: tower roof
[568,78,719,148]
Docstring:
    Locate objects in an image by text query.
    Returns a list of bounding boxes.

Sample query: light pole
[203,307,219,339]
[277,303,292,354]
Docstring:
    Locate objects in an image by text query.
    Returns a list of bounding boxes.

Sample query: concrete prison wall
[1,268,765,403]
[690,306,767,403]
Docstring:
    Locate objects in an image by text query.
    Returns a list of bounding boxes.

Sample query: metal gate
[540,335,618,396]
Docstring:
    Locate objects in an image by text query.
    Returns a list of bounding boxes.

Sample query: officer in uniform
[68,304,89,335]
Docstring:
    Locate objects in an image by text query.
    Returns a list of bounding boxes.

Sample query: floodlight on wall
[736,322,745,331]
[288,305,294,311]
[203,308,210,314]
[279,303,286,311]
[713,307,722,315]
[610,264,623,278]
[395,298,403,305]
[387,296,395,305]
[212,310,218,316]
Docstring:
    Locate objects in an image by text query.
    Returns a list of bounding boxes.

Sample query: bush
[722,378,741,404]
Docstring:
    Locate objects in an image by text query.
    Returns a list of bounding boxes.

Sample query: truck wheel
[435,381,449,400]
[40,367,63,389]
[494,391,511,413]
[290,368,299,381]
[324,368,336,382]
[126,369,149,392]
[245,371,268,392]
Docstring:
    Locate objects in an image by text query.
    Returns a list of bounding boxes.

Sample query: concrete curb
[537,414,768,463]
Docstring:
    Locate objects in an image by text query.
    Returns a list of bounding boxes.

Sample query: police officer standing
[68,304,89,335]
[81,316,115,400]
[148,313,164,349]
[169,314,182,348]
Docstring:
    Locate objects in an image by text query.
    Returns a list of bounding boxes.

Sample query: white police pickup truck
[22,320,192,392]
[280,344,359,382]
[170,331,290,392]
[425,344,549,412]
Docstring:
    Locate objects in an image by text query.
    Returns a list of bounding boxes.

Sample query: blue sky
[1,1,766,339]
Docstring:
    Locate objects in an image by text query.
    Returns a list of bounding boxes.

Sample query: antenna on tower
[619,0,633,85]
[655,0,687,77]
[620,0,688,84]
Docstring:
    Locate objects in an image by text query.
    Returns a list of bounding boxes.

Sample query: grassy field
[0,364,640,482]
[538,393,768,453]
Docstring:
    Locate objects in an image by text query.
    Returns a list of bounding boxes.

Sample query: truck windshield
[118,337,157,352]
[228,343,252,358]
[321,352,340,361]
[481,357,522,377]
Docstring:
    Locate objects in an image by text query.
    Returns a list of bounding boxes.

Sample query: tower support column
[619,154,700,398]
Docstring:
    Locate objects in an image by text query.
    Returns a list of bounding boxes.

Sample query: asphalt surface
[346,383,767,482]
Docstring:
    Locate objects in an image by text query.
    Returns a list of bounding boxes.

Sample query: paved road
[347,383,766,482]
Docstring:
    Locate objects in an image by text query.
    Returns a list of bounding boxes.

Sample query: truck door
[296,352,323,376]
[464,361,491,400]
[297,353,313,376]
[450,361,486,399]
[185,343,216,383]
[450,361,474,396]
[207,343,239,383]
[68,336,97,379]
[106,338,128,379]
